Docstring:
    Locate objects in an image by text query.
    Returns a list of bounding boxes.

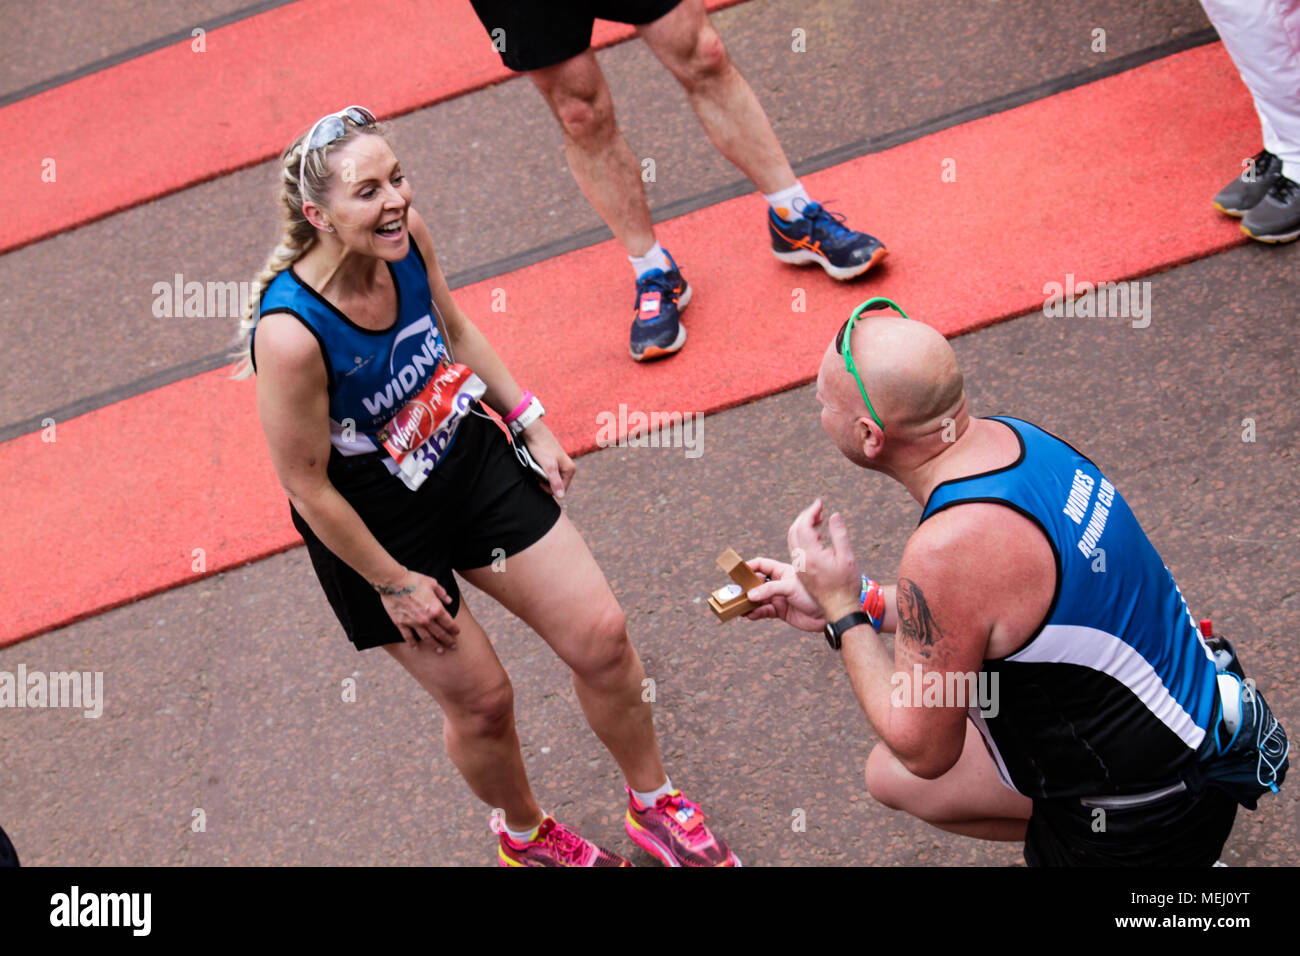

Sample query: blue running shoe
[629,250,691,362]
[769,201,887,280]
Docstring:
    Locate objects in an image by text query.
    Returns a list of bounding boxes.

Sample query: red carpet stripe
[0,43,1254,645]
[0,0,743,255]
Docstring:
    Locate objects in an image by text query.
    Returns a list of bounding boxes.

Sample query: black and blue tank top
[921,417,1220,799]
[252,243,471,488]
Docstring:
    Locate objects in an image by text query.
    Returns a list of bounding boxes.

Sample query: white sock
[629,241,671,278]
[765,182,812,222]
[630,777,674,806]
[505,816,544,843]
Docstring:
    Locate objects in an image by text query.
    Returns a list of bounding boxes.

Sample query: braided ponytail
[230,140,316,379]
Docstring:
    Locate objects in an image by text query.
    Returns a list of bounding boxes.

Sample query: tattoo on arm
[897,577,942,661]
[373,583,416,597]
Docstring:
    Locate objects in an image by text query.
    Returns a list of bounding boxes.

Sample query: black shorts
[1023,785,1238,867]
[291,408,562,651]
[469,0,685,72]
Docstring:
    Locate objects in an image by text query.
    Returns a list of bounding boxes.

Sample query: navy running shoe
[769,201,887,280]
[629,250,691,362]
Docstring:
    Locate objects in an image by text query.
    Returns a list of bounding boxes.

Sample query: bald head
[825,315,965,436]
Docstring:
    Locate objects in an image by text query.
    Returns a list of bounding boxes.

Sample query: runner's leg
[528,51,658,257]
[637,0,796,194]
[461,514,667,793]
[865,720,1033,841]
[383,597,543,830]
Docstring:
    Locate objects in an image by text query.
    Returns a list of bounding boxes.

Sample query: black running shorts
[291,408,562,651]
[1023,785,1238,867]
[468,0,685,72]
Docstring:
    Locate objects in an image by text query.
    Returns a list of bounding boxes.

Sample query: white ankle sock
[505,815,544,843]
[765,182,812,222]
[631,777,674,806]
[629,241,671,277]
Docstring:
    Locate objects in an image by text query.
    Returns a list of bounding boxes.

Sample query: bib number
[376,361,486,490]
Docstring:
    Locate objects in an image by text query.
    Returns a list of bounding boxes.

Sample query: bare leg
[638,0,796,195]
[529,51,657,257]
[383,598,543,831]
[462,514,667,793]
[865,720,1033,841]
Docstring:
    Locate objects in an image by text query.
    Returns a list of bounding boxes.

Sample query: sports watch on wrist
[824,611,873,651]
[508,396,545,437]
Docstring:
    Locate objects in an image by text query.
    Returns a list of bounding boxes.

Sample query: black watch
[824,611,872,651]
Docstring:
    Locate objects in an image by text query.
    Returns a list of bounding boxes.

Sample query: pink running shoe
[493,815,631,867]
[625,788,741,867]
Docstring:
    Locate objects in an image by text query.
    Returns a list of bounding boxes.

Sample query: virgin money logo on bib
[379,400,432,456]
[377,360,486,490]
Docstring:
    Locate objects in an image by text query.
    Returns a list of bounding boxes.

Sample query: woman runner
[233,106,738,867]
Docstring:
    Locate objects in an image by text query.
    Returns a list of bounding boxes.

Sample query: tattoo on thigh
[897,577,942,660]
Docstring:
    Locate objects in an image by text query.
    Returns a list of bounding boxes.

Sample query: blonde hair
[231,115,390,378]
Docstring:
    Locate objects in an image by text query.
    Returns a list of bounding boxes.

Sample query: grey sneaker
[1213,150,1281,217]
[1240,174,1300,243]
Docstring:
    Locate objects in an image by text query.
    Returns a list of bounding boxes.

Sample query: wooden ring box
[707,548,765,621]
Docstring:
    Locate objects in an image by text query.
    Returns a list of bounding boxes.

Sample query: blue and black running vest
[251,243,461,470]
[920,417,1221,799]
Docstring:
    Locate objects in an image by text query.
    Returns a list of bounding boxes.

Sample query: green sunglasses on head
[838,296,910,430]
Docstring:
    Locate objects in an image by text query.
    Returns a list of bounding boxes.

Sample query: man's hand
[787,498,862,623]
[743,557,826,632]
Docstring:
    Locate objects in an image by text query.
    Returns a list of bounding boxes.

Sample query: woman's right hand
[377,569,460,652]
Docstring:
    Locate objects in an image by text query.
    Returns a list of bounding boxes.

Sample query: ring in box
[707,548,765,621]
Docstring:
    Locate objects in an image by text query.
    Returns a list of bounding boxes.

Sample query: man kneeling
[744,303,1279,866]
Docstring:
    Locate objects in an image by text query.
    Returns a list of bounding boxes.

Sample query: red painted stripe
[0,43,1254,646]
[0,0,744,255]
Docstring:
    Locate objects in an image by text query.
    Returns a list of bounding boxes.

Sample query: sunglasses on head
[837,296,910,430]
[298,105,378,190]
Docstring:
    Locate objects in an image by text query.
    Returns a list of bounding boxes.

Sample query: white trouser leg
[1200,0,1300,180]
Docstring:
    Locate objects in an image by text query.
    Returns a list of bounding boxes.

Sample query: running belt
[920,417,1221,799]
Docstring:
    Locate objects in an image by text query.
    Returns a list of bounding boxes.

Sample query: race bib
[376,360,486,490]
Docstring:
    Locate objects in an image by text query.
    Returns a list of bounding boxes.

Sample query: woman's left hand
[521,422,575,500]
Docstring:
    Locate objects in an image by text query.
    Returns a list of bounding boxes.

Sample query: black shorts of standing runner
[468,0,685,72]
[292,408,560,651]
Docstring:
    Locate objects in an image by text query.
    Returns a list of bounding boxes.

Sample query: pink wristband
[502,391,533,425]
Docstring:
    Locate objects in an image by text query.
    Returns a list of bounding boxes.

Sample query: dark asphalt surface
[2,0,1297,867]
